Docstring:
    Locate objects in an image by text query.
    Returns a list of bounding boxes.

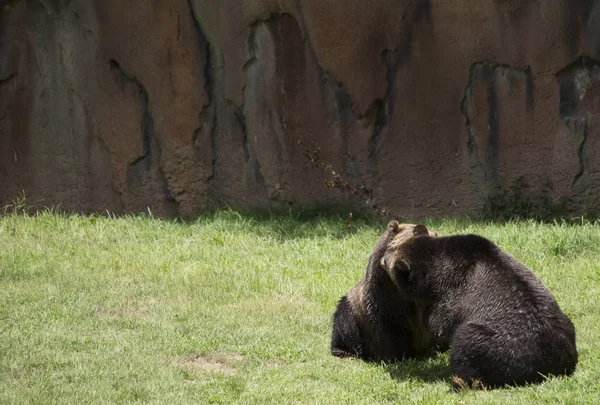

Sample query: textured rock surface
[2,0,600,218]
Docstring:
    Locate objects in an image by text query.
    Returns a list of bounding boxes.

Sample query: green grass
[0,209,599,404]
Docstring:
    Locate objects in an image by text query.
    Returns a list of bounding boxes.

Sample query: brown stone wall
[1,0,600,218]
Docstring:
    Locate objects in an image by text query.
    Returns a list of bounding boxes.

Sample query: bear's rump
[450,320,576,387]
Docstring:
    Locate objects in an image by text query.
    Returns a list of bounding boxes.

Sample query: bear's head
[378,221,437,288]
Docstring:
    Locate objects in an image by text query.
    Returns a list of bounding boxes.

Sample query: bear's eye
[394,259,410,272]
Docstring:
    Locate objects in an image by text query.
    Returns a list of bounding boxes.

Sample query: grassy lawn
[0,209,599,404]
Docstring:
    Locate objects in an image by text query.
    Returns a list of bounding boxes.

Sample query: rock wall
[1,0,600,218]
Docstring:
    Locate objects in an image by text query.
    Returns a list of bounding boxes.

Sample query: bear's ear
[413,224,429,236]
[387,220,401,234]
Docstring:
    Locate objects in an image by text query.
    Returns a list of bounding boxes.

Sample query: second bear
[330,221,440,361]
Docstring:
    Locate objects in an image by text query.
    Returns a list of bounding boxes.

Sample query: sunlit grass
[0,209,598,403]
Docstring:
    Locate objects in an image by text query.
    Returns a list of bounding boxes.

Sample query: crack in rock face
[556,56,600,196]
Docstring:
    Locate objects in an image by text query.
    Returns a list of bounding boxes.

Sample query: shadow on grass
[191,203,391,241]
[384,354,452,385]
[5,194,599,244]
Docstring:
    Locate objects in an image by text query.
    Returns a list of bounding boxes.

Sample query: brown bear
[379,221,578,389]
[330,221,441,362]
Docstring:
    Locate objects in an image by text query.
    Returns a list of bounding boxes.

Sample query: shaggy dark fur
[330,222,440,362]
[380,223,578,389]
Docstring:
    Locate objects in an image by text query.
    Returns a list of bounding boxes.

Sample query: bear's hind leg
[449,323,502,390]
[331,297,364,359]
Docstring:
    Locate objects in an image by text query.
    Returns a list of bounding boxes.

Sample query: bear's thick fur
[380,222,578,389]
[330,222,440,361]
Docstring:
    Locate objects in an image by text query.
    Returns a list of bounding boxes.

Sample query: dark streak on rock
[0,74,16,88]
[224,99,250,162]
[293,2,362,122]
[367,99,385,171]
[299,28,357,127]
[229,98,264,185]
[243,20,259,72]
[462,61,533,185]
[486,66,500,186]
[242,19,260,163]
[568,117,588,188]
[525,67,534,111]
[186,0,217,183]
[385,0,433,118]
[461,63,484,174]
[558,78,579,118]
[416,0,433,23]
[241,20,265,185]
[368,1,433,171]
[563,0,594,60]
[109,59,178,213]
[294,2,382,189]
[207,106,219,182]
[109,60,150,168]
[556,56,600,191]
[382,49,400,125]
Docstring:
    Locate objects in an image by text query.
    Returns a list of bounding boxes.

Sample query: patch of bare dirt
[176,353,245,375]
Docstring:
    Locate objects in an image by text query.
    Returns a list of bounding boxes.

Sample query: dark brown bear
[330,221,440,362]
[379,222,578,389]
